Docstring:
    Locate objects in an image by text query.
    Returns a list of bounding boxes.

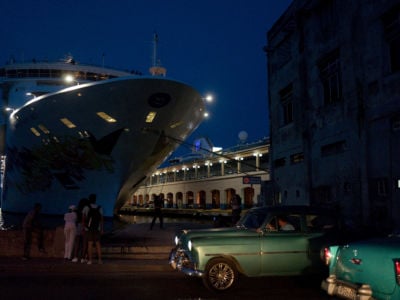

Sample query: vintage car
[169,205,340,291]
[321,236,400,300]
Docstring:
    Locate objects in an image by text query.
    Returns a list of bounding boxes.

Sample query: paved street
[0,221,332,299]
[0,257,330,300]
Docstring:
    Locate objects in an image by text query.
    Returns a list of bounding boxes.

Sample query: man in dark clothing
[150,195,164,230]
[22,203,44,260]
[82,194,103,264]
[231,194,242,225]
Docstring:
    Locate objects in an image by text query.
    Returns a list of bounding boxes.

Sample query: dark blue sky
[0,0,292,153]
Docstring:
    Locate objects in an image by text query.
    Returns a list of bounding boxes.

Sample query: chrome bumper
[169,248,204,277]
[321,275,373,300]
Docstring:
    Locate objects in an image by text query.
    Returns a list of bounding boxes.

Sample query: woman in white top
[64,205,77,260]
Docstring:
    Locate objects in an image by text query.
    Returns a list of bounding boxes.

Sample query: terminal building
[124,136,269,210]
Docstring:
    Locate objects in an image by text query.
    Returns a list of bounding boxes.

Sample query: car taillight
[394,260,400,285]
[323,247,332,266]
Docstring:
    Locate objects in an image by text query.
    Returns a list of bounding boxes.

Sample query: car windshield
[237,210,267,229]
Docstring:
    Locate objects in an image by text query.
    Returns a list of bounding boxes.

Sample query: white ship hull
[1,76,204,216]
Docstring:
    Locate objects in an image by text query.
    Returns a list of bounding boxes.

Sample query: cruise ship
[0,56,205,217]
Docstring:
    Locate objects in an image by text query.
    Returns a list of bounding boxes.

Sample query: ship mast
[149,32,167,76]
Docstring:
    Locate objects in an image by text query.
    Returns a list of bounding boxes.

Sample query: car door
[260,214,310,275]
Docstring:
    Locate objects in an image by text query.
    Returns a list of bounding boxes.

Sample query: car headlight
[188,240,192,251]
[174,236,179,246]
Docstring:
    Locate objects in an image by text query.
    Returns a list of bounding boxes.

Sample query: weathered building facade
[266,0,400,230]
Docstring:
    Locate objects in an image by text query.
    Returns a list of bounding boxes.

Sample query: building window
[382,4,400,73]
[321,140,346,157]
[318,49,342,105]
[370,178,388,199]
[274,157,286,168]
[392,115,400,131]
[377,178,388,197]
[268,20,294,73]
[311,186,332,206]
[280,83,294,125]
[290,152,304,164]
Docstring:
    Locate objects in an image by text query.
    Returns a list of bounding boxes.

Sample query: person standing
[82,194,103,265]
[63,205,77,261]
[71,197,89,263]
[231,194,242,225]
[150,194,164,230]
[22,203,44,260]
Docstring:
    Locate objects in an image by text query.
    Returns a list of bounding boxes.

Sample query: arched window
[211,190,220,208]
[198,190,206,209]
[244,187,254,208]
[186,191,194,208]
[225,188,236,209]
[167,192,173,208]
[176,192,183,209]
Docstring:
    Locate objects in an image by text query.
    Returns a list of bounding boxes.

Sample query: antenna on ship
[149,32,167,76]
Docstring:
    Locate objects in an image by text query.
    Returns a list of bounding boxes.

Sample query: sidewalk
[101,222,211,258]
[0,221,213,271]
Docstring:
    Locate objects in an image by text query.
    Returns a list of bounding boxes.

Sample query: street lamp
[202,93,214,118]
[204,94,213,103]
[4,107,15,113]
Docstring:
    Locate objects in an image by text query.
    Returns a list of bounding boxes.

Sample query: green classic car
[169,205,339,291]
[321,236,400,300]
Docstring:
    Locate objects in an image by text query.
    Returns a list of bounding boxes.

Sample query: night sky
[0,0,292,156]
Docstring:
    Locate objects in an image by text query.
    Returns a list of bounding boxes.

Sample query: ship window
[38,124,50,134]
[50,69,62,78]
[40,69,51,78]
[96,112,116,123]
[28,69,39,77]
[87,72,99,81]
[170,121,183,128]
[30,127,41,137]
[60,118,76,128]
[145,111,157,123]
[6,69,17,78]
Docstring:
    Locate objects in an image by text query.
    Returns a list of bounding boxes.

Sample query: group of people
[21,193,104,264]
[63,193,104,264]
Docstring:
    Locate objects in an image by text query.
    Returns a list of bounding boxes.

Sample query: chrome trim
[204,250,307,256]
[169,247,204,278]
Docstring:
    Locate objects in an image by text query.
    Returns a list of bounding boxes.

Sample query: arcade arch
[244,187,255,208]
[211,190,220,208]
[197,190,206,208]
